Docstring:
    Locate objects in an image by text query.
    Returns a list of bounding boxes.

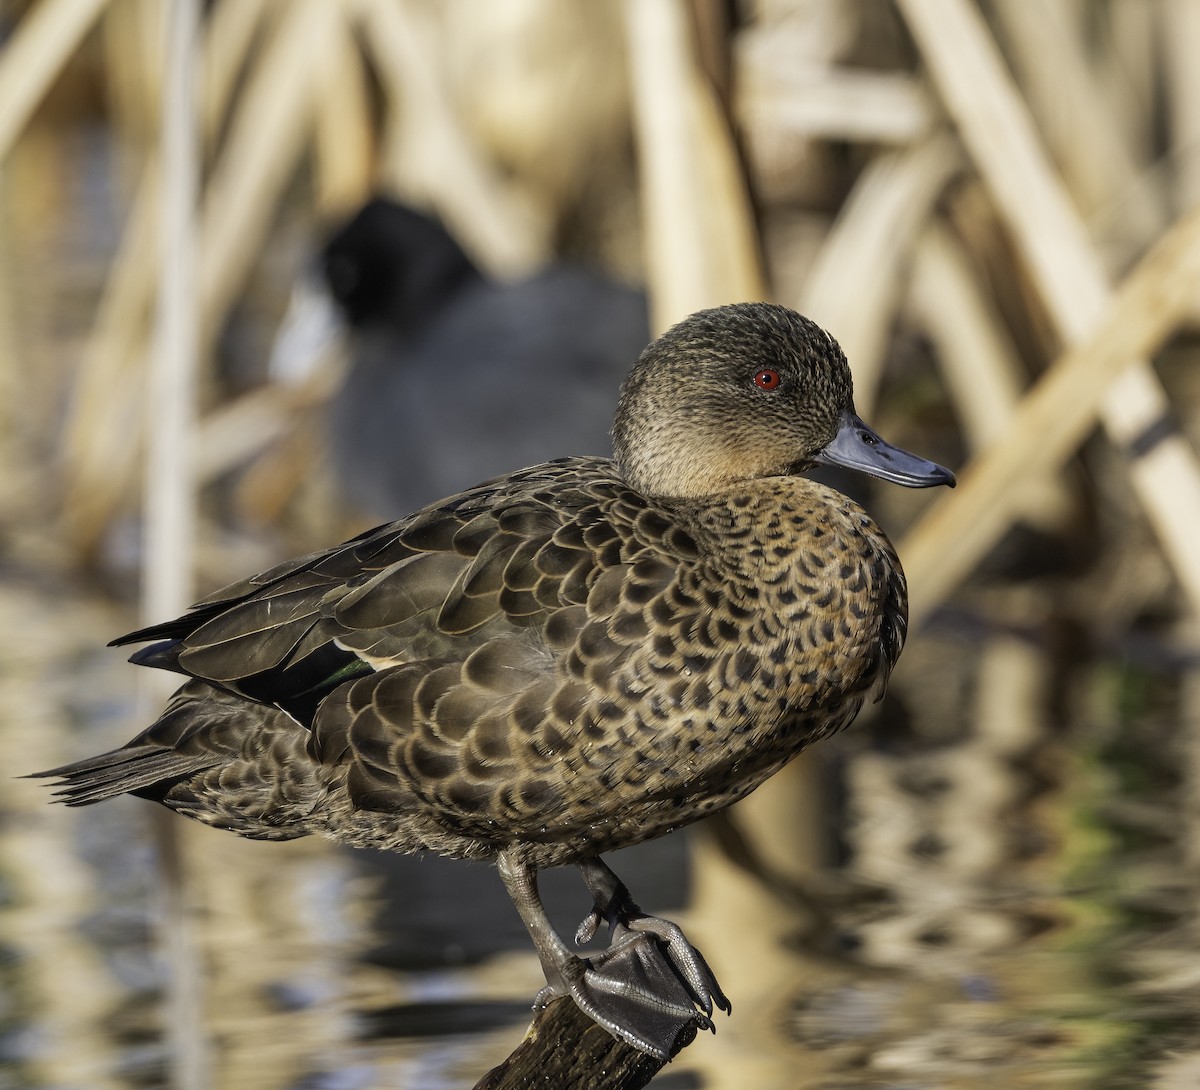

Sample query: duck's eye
[753,369,781,390]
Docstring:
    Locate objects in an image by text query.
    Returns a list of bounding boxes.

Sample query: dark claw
[575,908,602,947]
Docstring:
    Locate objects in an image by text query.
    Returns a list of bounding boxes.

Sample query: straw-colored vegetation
[3,1,1200,1088]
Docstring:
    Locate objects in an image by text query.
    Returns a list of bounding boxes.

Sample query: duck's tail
[30,679,324,842]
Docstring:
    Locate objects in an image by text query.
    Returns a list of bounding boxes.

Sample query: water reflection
[3,571,1200,1089]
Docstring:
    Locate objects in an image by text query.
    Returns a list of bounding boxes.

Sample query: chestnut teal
[38,302,954,1058]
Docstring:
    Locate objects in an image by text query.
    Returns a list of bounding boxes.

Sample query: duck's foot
[575,856,730,1031]
[532,926,720,1059]
[497,849,727,1060]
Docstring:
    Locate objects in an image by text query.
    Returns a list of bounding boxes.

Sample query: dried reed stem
[102,0,163,166]
[909,221,1028,452]
[908,220,1072,531]
[199,0,272,149]
[623,0,765,332]
[196,0,330,351]
[59,165,158,552]
[0,0,112,162]
[143,3,207,1090]
[738,63,934,146]
[352,0,548,276]
[901,202,1200,628]
[146,15,199,624]
[898,0,1200,617]
[799,134,962,414]
[311,5,374,215]
[990,1,1163,250]
[1163,0,1200,212]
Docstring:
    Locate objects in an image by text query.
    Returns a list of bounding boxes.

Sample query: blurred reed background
[4,1,1200,1088]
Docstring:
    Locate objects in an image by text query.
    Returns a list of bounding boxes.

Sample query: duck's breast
[588,479,907,805]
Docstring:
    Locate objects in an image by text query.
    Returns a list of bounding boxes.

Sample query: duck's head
[612,302,956,499]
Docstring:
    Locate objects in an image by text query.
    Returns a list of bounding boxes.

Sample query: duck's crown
[612,302,854,498]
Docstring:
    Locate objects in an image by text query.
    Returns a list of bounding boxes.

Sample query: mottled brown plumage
[36,302,953,1058]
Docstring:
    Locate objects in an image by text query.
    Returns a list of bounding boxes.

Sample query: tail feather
[30,679,325,840]
[108,604,227,648]
[32,747,217,806]
[126,639,189,673]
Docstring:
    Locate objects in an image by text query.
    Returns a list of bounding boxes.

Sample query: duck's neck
[615,438,802,499]
[617,459,736,499]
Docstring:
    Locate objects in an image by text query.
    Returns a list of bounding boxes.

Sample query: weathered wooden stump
[473,997,699,1090]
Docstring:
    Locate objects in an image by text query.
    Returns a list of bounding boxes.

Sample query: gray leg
[497,848,719,1060]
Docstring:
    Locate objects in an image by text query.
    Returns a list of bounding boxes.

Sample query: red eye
[754,369,781,390]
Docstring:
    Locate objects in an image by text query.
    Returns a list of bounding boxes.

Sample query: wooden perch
[473,998,697,1090]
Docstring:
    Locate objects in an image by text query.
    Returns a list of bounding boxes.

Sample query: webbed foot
[532,926,719,1058]
[575,856,730,1041]
[497,849,729,1060]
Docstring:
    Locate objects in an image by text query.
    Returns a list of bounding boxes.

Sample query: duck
[38,302,954,1059]
[270,196,650,518]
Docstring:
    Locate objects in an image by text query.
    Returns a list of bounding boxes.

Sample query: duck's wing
[304,499,720,847]
[112,458,627,726]
[106,456,702,843]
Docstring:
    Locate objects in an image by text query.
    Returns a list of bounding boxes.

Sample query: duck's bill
[813,411,956,489]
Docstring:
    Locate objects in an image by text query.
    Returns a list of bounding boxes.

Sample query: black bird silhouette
[271,196,650,518]
[38,303,954,1058]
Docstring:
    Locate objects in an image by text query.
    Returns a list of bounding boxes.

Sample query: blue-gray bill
[813,410,956,489]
